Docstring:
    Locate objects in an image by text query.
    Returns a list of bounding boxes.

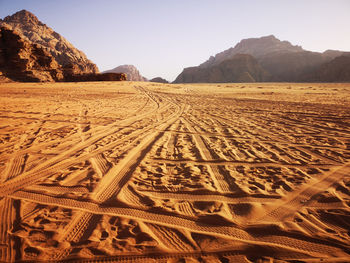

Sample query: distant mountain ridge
[200,35,304,68]
[103,65,147,81]
[174,35,350,83]
[0,10,98,75]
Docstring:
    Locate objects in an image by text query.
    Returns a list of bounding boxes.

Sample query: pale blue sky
[1,0,349,81]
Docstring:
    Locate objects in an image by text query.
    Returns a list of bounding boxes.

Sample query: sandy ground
[0,81,350,262]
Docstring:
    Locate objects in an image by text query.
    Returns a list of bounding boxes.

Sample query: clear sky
[0,0,349,81]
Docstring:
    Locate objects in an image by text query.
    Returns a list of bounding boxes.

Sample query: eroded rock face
[103,65,147,81]
[0,26,64,82]
[0,10,98,74]
[174,54,269,83]
[0,27,126,82]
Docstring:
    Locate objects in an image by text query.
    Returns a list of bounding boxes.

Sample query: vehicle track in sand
[0,89,174,196]
[47,86,182,260]
[0,198,16,262]
[1,83,350,262]
[9,189,350,258]
[253,162,350,223]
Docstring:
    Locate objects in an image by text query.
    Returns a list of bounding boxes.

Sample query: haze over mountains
[174,35,350,83]
[0,9,349,83]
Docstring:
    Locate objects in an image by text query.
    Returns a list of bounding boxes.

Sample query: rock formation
[175,54,269,83]
[174,35,350,83]
[64,72,127,82]
[150,77,169,83]
[0,26,64,82]
[0,26,126,82]
[200,35,304,68]
[103,65,147,81]
[0,10,98,74]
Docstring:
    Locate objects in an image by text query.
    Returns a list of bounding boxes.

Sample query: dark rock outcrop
[103,65,147,81]
[175,54,269,83]
[150,77,169,83]
[0,10,98,74]
[64,72,127,82]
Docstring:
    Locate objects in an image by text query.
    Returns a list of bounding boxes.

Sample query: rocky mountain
[175,54,269,83]
[150,77,168,83]
[200,35,303,68]
[103,65,147,81]
[0,26,64,82]
[0,26,125,82]
[258,51,326,81]
[0,10,98,74]
[174,35,349,83]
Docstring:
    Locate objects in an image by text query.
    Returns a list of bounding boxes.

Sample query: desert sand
[0,81,350,262]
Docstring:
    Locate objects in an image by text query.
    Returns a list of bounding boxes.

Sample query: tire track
[253,162,350,223]
[149,158,335,169]
[93,102,185,202]
[181,117,238,194]
[0,87,156,182]
[207,112,342,165]
[0,198,15,262]
[51,212,94,260]
[2,154,28,181]
[50,88,184,260]
[145,223,195,252]
[0,104,176,197]
[10,190,350,257]
[134,189,280,204]
[181,116,241,221]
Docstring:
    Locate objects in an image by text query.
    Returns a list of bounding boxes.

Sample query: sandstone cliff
[0,26,64,82]
[0,27,125,82]
[0,10,98,74]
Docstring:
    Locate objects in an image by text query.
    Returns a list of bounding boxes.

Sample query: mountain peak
[260,34,277,40]
[233,35,303,56]
[200,35,304,68]
[3,9,41,25]
[1,10,98,73]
